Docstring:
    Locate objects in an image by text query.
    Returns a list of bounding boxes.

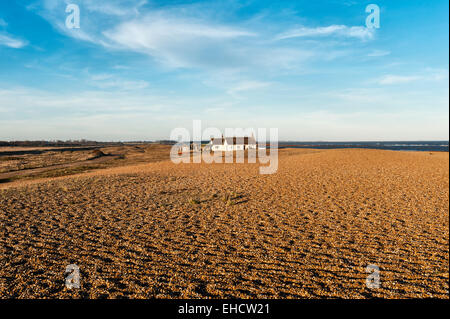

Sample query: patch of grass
[58,184,69,192]
[6,165,103,183]
[222,193,230,203]
[188,198,201,205]
[222,192,236,206]
[37,165,101,178]
[226,199,235,206]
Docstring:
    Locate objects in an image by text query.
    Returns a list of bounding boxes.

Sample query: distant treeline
[156,140,177,145]
[0,140,181,147]
[0,140,123,147]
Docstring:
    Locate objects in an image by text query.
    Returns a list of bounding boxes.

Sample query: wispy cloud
[3,0,446,141]
[0,17,27,48]
[377,70,448,85]
[226,81,271,96]
[275,25,375,41]
[28,1,364,71]
[82,0,147,16]
[1,82,448,141]
[367,50,390,57]
[103,14,256,68]
[0,86,161,115]
[378,75,421,85]
[0,33,28,48]
[89,73,149,90]
[28,0,145,45]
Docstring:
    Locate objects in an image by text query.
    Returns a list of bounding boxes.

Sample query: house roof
[211,138,224,145]
[211,136,256,145]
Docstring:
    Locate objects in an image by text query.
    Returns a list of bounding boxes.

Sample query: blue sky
[0,0,448,141]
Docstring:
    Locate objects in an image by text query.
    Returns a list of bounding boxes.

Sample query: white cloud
[48,71,151,91]
[377,70,448,85]
[90,76,149,90]
[0,87,164,115]
[322,86,449,116]
[0,33,27,48]
[28,1,357,71]
[1,84,448,141]
[378,75,421,85]
[273,110,449,141]
[83,0,147,16]
[29,0,143,46]
[7,2,446,141]
[276,25,375,41]
[103,15,256,68]
[100,14,320,71]
[226,81,271,96]
[367,50,390,57]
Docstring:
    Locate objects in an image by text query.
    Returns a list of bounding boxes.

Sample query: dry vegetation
[0,144,170,183]
[0,150,97,173]
[0,147,448,298]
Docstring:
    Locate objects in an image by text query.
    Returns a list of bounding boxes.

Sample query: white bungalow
[209,135,257,151]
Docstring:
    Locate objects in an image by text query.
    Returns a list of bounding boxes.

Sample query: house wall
[212,144,250,151]
[210,138,257,151]
[212,145,225,151]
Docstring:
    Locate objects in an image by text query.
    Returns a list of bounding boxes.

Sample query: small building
[210,135,257,151]
[190,141,202,152]
[175,142,201,154]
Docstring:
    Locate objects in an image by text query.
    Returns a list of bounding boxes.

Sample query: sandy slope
[0,148,448,298]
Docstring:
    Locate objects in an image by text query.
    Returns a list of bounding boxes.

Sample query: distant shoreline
[278,141,449,152]
[0,141,448,153]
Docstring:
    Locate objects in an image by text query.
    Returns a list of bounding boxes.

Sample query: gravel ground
[0,148,448,298]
